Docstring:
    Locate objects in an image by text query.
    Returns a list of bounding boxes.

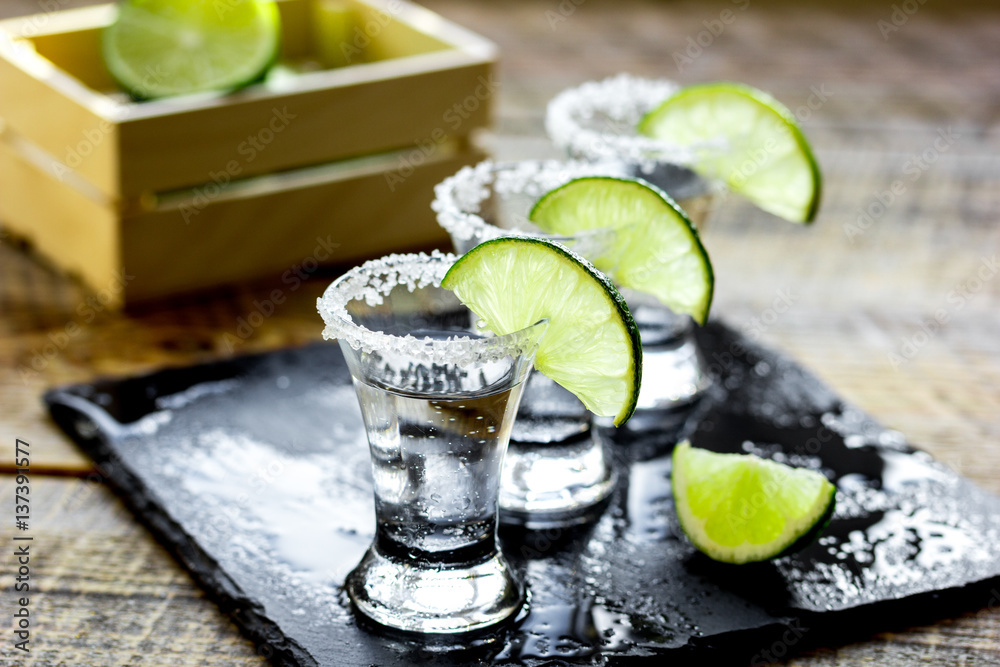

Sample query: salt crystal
[545,74,727,169]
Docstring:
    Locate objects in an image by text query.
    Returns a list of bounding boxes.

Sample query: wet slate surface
[45,321,1000,666]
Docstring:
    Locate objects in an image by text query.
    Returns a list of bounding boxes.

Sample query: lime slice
[638,82,822,223]
[529,177,714,325]
[442,237,641,426]
[103,0,281,99]
[672,441,836,564]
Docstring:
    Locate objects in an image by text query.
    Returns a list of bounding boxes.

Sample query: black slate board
[45,321,1000,666]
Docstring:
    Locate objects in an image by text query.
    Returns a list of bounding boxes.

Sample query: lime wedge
[103,0,281,99]
[442,237,641,426]
[638,82,822,223]
[529,177,714,325]
[672,441,836,564]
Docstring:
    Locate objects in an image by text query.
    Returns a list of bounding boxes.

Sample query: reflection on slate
[45,321,1000,666]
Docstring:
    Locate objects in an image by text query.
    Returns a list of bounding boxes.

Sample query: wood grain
[0,478,267,665]
[1,0,999,664]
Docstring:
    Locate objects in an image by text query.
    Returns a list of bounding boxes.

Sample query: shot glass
[318,251,547,634]
[434,160,716,435]
[546,73,725,221]
[434,160,649,526]
[546,75,730,426]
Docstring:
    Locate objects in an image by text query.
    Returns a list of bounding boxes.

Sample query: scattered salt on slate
[46,321,1000,666]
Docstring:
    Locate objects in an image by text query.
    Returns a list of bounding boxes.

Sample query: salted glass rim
[317,250,546,365]
[432,158,635,244]
[545,73,729,167]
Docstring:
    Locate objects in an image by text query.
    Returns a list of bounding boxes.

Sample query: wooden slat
[0,112,484,306]
[0,477,268,664]
[25,20,117,92]
[0,131,122,307]
[116,53,494,197]
[0,18,120,197]
[120,146,478,302]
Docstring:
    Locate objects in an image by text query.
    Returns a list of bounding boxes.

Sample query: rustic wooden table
[2,0,998,664]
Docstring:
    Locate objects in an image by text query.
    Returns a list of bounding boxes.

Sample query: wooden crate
[0,0,497,305]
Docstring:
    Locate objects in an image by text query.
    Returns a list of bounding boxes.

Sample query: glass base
[594,335,711,434]
[500,429,616,529]
[635,334,712,409]
[500,373,617,528]
[346,544,525,634]
[595,295,712,432]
